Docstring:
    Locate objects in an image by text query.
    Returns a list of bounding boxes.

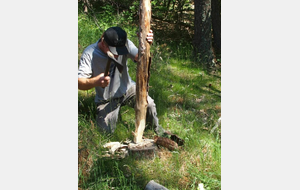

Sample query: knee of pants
[146,96,162,132]
[96,106,120,133]
[96,115,111,133]
[146,96,158,118]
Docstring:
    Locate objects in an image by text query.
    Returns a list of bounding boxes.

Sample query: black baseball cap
[103,27,129,55]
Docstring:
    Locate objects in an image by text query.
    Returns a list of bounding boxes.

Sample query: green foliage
[78,14,101,48]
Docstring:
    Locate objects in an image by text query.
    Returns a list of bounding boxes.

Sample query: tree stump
[128,139,157,159]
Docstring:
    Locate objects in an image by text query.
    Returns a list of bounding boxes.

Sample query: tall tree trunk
[83,0,90,13]
[193,0,216,67]
[212,0,221,54]
[134,0,151,143]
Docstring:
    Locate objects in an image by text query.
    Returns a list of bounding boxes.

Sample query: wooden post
[134,0,151,143]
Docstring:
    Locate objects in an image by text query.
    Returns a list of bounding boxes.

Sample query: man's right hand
[97,73,110,87]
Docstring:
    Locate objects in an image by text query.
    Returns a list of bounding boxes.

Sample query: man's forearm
[78,77,96,90]
[78,74,110,90]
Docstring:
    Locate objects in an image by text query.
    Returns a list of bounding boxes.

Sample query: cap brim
[107,51,122,66]
[108,40,129,55]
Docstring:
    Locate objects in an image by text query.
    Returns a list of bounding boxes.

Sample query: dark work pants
[96,85,165,135]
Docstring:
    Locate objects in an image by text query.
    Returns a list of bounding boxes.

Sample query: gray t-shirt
[78,39,138,103]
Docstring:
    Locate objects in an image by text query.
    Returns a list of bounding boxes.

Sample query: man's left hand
[146,29,154,45]
[137,29,154,45]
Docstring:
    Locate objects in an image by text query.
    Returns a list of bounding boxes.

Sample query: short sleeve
[78,53,92,78]
[127,40,138,62]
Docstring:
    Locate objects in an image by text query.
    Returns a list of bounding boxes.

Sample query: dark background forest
[78,0,221,68]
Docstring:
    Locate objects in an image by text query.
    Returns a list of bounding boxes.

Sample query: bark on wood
[83,0,90,13]
[212,0,221,54]
[134,0,151,143]
[154,136,178,151]
[128,143,157,159]
[193,0,216,67]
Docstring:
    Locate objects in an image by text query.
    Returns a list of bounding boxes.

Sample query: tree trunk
[134,0,151,143]
[83,0,89,13]
[212,0,221,54]
[193,0,216,67]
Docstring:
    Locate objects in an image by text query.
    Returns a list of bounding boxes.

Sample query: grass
[78,8,221,190]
